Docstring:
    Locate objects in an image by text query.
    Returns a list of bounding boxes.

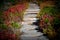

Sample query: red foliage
[39,14,54,29]
[3,3,27,16]
[16,3,26,13]
[0,30,16,40]
[3,11,9,18]
[3,3,27,26]
[42,14,54,22]
[4,20,10,26]
[8,7,17,13]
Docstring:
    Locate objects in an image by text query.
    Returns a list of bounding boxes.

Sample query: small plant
[11,21,21,29]
[39,6,57,17]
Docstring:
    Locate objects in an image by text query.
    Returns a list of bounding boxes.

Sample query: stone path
[20,3,49,40]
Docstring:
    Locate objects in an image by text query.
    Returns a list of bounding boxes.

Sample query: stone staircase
[20,3,49,40]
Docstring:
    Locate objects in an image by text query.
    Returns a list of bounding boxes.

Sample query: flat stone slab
[21,32,43,37]
[20,25,38,32]
[21,35,49,40]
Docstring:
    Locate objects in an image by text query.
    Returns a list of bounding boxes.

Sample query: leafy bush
[39,6,57,17]
[38,6,57,39]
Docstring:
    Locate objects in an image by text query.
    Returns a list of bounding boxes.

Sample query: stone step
[24,9,40,14]
[24,14,37,18]
[26,9,40,11]
[23,18,38,21]
[21,35,49,40]
[23,21,36,24]
[21,24,38,28]
[21,30,38,34]
[21,32,43,37]
[20,25,38,31]
[22,21,36,25]
[24,11,39,14]
[28,3,40,9]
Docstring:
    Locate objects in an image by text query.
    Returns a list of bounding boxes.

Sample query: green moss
[11,21,21,29]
